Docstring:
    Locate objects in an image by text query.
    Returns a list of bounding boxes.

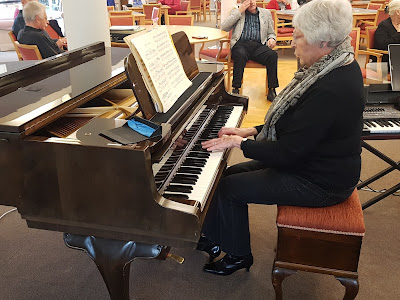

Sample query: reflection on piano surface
[0,33,248,300]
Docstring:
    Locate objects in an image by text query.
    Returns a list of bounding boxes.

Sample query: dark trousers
[231,40,279,89]
[201,160,353,256]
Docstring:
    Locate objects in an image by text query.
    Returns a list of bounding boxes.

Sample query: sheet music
[128,27,192,112]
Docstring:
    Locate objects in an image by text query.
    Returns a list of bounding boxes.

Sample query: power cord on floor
[358,179,400,197]
[0,208,17,221]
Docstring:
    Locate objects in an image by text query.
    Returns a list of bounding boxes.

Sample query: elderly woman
[375,0,400,64]
[196,0,365,276]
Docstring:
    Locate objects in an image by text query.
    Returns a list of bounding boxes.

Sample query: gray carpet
[0,139,399,300]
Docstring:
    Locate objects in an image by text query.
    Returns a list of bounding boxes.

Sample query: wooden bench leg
[335,276,359,300]
[271,266,297,300]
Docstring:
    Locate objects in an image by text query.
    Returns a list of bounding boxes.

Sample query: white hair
[293,0,352,47]
[388,0,400,16]
[23,1,46,23]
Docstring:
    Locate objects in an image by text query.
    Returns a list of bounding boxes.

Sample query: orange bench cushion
[276,189,365,236]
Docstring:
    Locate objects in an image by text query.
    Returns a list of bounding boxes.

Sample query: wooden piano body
[0,33,247,299]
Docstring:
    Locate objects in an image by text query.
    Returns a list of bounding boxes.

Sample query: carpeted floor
[0,139,399,300]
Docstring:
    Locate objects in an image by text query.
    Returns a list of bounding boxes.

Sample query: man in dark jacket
[17,1,67,59]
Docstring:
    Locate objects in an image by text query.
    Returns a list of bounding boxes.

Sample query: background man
[222,0,279,101]
[13,0,64,38]
[17,1,66,59]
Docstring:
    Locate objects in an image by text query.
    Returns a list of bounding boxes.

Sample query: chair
[268,9,294,52]
[272,189,365,300]
[107,6,115,11]
[8,31,23,61]
[201,0,211,21]
[367,2,384,10]
[189,0,202,21]
[109,15,136,26]
[45,25,61,39]
[166,15,194,25]
[214,0,221,27]
[365,26,388,57]
[199,31,269,94]
[109,10,133,16]
[14,42,43,60]
[349,27,383,81]
[143,4,161,25]
[176,1,191,15]
[359,8,388,46]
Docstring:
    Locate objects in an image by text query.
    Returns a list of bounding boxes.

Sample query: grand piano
[0,33,247,300]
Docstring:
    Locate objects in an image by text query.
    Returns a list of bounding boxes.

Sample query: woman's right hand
[218,127,258,138]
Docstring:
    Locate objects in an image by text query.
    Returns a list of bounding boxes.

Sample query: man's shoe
[232,88,240,94]
[203,253,253,276]
[196,236,221,262]
[267,88,277,101]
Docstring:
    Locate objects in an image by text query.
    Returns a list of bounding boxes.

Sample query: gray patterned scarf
[256,37,354,142]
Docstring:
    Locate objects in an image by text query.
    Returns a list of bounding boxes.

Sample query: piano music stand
[357,139,400,210]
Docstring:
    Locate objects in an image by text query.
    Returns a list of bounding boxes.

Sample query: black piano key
[163,193,189,200]
[178,166,203,174]
[166,185,193,193]
[170,178,197,185]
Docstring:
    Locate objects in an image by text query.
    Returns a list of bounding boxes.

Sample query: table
[127,5,171,22]
[277,8,378,28]
[351,1,371,9]
[111,25,227,53]
[351,8,377,27]
[109,11,146,25]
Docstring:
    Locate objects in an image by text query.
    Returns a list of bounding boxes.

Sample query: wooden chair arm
[359,49,383,63]
[176,11,192,15]
[366,48,388,55]
[277,22,292,27]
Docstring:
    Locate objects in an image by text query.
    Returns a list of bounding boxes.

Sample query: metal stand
[357,140,400,210]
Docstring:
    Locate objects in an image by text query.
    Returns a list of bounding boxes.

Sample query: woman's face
[291,28,322,68]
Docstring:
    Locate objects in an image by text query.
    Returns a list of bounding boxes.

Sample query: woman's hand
[201,134,243,152]
[56,38,67,49]
[218,127,258,138]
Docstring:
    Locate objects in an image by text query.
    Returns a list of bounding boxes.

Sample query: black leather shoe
[267,88,277,101]
[203,253,253,276]
[196,236,221,262]
[232,87,240,94]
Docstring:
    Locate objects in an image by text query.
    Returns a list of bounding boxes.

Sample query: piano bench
[272,189,365,300]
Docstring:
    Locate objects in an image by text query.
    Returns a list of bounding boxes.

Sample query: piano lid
[0,45,131,136]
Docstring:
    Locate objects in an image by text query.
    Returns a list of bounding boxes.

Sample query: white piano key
[364,120,400,134]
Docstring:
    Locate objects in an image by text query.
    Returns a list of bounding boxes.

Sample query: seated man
[17,1,67,59]
[222,0,278,100]
[12,0,36,37]
[13,0,65,38]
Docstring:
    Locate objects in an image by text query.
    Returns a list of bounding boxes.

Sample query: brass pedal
[167,253,185,264]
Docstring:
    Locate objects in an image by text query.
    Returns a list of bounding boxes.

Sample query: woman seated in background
[266,0,291,10]
[196,0,365,276]
[375,0,400,64]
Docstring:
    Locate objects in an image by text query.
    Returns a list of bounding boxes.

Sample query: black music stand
[358,139,400,210]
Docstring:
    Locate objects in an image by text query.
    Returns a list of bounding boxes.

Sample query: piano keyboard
[363,119,400,134]
[152,105,244,209]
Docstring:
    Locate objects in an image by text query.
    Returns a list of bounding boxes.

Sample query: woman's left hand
[201,135,244,152]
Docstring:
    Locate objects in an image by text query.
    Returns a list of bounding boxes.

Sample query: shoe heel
[246,266,251,272]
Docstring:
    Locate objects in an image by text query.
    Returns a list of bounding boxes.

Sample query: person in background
[158,0,181,24]
[374,0,400,64]
[222,0,279,101]
[13,0,65,38]
[197,0,364,276]
[17,2,66,59]
[12,0,36,36]
[266,0,291,10]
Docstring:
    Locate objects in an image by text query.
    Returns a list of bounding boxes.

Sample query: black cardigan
[374,17,400,62]
[241,60,365,191]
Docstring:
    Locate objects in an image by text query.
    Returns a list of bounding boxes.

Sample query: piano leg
[63,233,164,300]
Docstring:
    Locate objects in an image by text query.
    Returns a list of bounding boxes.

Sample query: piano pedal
[156,246,185,264]
[167,253,185,264]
